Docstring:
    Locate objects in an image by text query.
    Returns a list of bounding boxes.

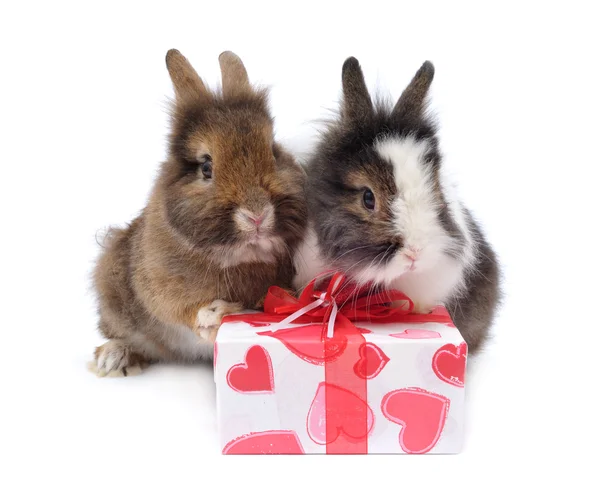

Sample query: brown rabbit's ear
[166,49,209,104]
[219,51,251,98]
[392,61,435,119]
[341,57,373,123]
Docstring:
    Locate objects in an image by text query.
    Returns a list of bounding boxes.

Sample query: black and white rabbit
[293,58,500,352]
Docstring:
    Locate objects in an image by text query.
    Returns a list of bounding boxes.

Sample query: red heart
[226,345,274,393]
[353,342,390,379]
[381,388,450,454]
[223,430,305,454]
[258,325,347,365]
[306,382,374,445]
[432,342,467,387]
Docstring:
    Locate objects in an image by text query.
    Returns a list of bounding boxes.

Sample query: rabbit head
[158,49,307,267]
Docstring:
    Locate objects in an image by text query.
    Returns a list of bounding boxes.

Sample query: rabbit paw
[88,340,148,378]
[412,301,435,314]
[198,325,219,343]
[195,300,243,342]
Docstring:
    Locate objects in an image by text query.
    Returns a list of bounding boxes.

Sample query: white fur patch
[368,136,476,307]
[439,167,478,273]
[293,224,329,290]
[377,136,445,260]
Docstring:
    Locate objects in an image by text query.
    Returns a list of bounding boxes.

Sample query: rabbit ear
[166,49,209,104]
[219,51,251,98]
[392,61,435,119]
[341,57,373,123]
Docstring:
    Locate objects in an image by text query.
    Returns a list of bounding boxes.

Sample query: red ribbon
[222,273,454,328]
[221,273,455,454]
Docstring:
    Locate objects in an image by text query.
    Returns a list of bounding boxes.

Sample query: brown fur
[344,169,401,244]
[91,50,307,376]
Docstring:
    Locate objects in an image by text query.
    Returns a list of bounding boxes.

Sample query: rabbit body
[294,58,500,352]
[91,50,307,376]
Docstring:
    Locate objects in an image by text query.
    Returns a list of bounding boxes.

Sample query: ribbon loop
[221,272,455,333]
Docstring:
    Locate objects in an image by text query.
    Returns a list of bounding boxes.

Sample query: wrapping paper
[214,275,467,454]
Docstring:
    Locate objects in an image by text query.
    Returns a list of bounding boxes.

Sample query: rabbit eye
[363,188,375,210]
[199,155,212,179]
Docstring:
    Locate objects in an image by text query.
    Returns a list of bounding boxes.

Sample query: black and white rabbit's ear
[166,49,210,104]
[341,57,373,123]
[392,61,435,119]
[219,51,251,99]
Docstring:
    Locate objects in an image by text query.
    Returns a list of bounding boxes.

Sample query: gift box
[214,274,468,455]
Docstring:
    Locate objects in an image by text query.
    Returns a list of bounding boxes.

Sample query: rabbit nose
[404,246,420,262]
[241,209,266,227]
[239,206,272,228]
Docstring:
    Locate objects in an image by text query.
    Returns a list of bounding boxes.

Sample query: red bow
[221,272,454,330]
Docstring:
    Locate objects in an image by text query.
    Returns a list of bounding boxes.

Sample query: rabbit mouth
[244,233,282,254]
[245,230,273,245]
[216,235,286,268]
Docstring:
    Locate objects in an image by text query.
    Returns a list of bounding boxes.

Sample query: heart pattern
[223,430,305,454]
[390,329,441,339]
[226,345,274,393]
[381,387,450,454]
[218,307,465,453]
[307,382,374,445]
[432,342,467,387]
[258,325,347,365]
[353,342,390,379]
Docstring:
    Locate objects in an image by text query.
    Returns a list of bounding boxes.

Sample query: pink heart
[353,342,389,379]
[432,342,467,387]
[223,430,305,454]
[258,325,347,365]
[307,382,374,445]
[226,345,274,393]
[391,329,442,339]
[381,387,450,454]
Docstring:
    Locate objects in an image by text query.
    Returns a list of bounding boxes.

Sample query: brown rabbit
[90,50,307,377]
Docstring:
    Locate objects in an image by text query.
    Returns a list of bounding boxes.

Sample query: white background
[1,1,598,495]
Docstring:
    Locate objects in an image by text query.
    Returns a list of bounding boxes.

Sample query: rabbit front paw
[198,325,219,343]
[195,300,243,342]
[412,301,435,314]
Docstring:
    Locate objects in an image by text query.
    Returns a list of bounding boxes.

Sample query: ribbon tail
[324,314,369,454]
[326,300,338,339]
